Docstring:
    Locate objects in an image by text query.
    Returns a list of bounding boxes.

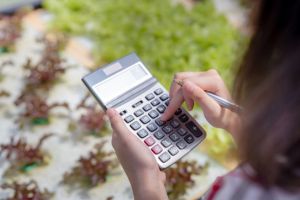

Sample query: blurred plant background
[45,0,247,88]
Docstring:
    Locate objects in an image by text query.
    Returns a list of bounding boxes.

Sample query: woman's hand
[107,109,168,200]
[161,70,238,134]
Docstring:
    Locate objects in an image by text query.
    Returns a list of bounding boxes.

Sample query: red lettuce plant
[63,141,118,188]
[22,36,68,91]
[0,134,53,175]
[164,160,208,200]
[15,93,69,126]
[0,12,23,53]
[0,180,53,200]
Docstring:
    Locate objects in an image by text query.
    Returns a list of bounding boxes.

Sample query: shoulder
[200,165,300,200]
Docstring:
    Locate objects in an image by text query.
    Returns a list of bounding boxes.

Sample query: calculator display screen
[93,62,152,104]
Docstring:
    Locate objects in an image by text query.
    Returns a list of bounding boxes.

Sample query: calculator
[82,53,206,169]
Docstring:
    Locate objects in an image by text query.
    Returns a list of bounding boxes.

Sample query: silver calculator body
[82,53,206,169]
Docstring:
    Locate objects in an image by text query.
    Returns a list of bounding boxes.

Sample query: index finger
[161,89,184,121]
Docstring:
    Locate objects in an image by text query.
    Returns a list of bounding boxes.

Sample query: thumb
[107,108,127,135]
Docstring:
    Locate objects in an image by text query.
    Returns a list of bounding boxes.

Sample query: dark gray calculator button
[162,125,173,134]
[119,110,127,116]
[154,130,164,140]
[160,94,169,101]
[184,134,194,144]
[156,105,166,113]
[151,99,160,106]
[146,123,158,132]
[142,104,152,111]
[140,115,151,124]
[177,128,187,136]
[155,118,166,126]
[178,114,189,123]
[154,88,163,95]
[168,146,179,156]
[161,138,172,147]
[165,100,169,106]
[169,133,180,142]
[175,108,182,115]
[176,141,187,149]
[137,129,148,138]
[170,119,180,128]
[159,152,171,163]
[134,109,144,117]
[145,93,155,100]
[130,121,141,131]
[186,121,203,138]
[132,100,143,108]
[124,115,134,123]
[148,110,159,119]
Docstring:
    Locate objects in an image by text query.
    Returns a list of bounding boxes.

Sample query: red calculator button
[151,144,163,154]
[144,136,155,146]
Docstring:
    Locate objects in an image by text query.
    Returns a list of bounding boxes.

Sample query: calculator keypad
[120,86,205,168]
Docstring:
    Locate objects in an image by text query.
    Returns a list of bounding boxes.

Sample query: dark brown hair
[233,0,300,190]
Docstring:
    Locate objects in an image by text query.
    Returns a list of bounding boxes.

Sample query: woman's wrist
[130,170,168,200]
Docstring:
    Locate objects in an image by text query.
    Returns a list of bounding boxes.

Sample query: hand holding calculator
[82,53,206,168]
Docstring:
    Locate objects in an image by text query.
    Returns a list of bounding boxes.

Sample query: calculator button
[154,88,163,95]
[148,110,159,119]
[132,100,143,108]
[177,128,187,136]
[140,115,151,124]
[160,94,169,101]
[144,136,155,146]
[137,129,148,138]
[175,108,182,115]
[176,140,187,149]
[154,130,165,140]
[165,100,169,106]
[162,125,173,134]
[184,134,194,144]
[146,123,158,132]
[124,115,134,123]
[170,119,180,128]
[130,121,141,130]
[161,138,172,147]
[186,121,203,138]
[169,133,180,142]
[178,114,189,123]
[168,146,179,156]
[145,93,155,100]
[159,152,171,163]
[151,144,163,154]
[151,99,160,106]
[142,104,152,111]
[156,105,166,113]
[119,110,127,116]
[155,118,166,126]
[134,109,144,117]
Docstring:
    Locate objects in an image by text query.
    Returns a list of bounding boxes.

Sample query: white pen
[174,79,242,114]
